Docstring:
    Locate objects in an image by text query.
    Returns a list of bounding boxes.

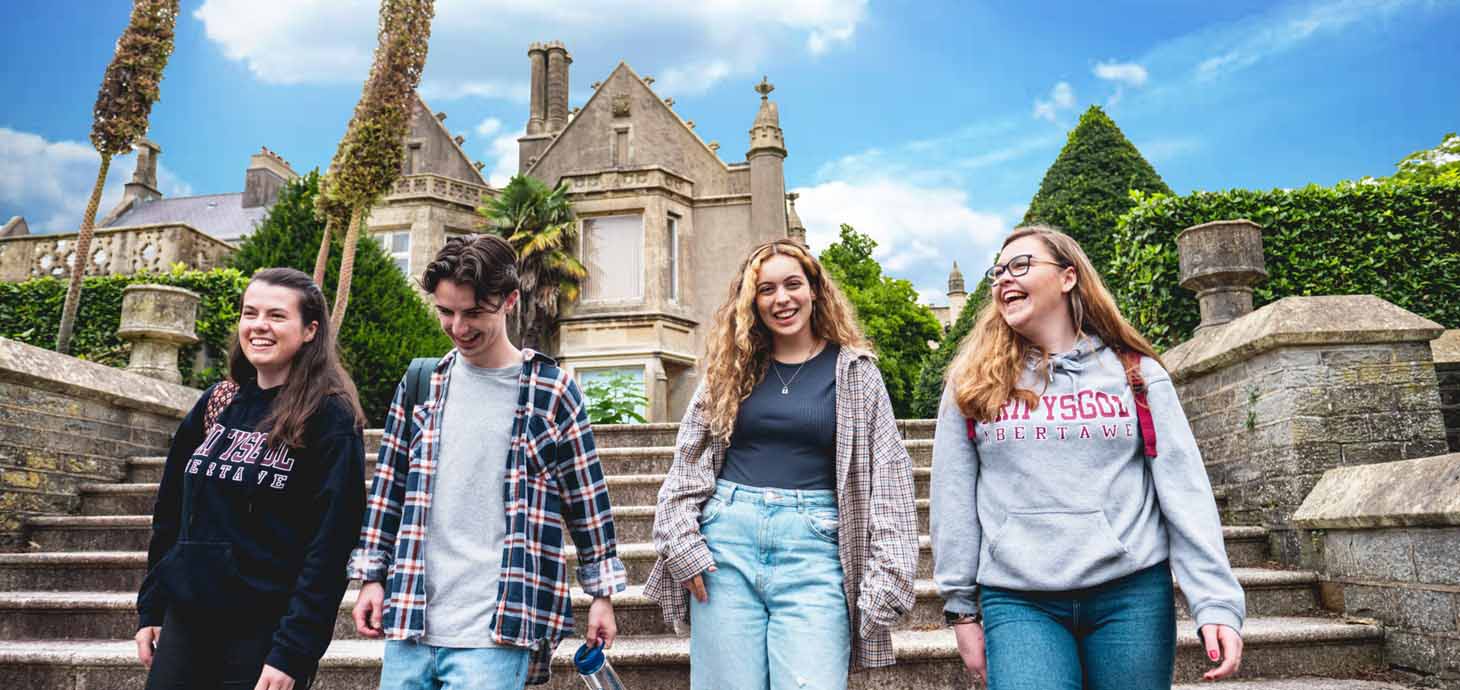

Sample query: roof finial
[755,76,774,100]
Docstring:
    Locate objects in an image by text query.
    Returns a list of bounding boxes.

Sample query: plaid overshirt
[348,349,627,685]
[643,346,919,671]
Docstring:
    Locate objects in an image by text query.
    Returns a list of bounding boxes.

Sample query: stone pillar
[1178,219,1267,332]
[748,77,788,239]
[527,42,547,136]
[117,284,201,384]
[545,41,571,132]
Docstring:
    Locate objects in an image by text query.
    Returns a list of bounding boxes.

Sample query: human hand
[1200,623,1243,681]
[252,663,295,690]
[586,597,618,649]
[134,626,161,668]
[352,581,386,638]
[953,621,987,687]
[682,565,717,603]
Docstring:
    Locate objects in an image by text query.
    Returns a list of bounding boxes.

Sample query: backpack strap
[202,380,240,431]
[1116,349,1158,460]
[403,357,440,424]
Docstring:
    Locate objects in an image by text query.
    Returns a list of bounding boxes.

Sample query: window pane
[668,218,678,301]
[393,256,409,274]
[392,233,410,253]
[583,215,643,301]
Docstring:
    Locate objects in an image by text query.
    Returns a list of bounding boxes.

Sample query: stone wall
[0,223,235,283]
[0,337,197,548]
[1293,454,1460,689]
[1434,330,1460,452]
[1166,295,1450,563]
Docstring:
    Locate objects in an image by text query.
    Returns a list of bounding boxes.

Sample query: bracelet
[944,610,982,626]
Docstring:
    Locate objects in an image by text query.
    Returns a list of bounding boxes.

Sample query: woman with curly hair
[644,239,919,690]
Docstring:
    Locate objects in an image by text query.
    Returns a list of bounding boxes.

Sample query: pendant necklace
[773,340,822,395]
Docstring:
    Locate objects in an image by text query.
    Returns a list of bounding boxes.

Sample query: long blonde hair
[946,225,1161,423]
[700,239,868,442]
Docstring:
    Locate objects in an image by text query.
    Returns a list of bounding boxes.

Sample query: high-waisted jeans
[980,560,1177,690]
[689,479,851,690]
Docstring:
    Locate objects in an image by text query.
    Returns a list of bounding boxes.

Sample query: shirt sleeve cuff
[347,549,390,583]
[664,540,716,584]
[264,646,317,684]
[138,610,165,629]
[942,591,980,617]
[1193,605,1244,635]
[577,556,628,598]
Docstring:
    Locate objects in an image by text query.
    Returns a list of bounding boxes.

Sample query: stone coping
[0,336,198,418]
[1293,453,1460,529]
[0,221,234,254]
[1432,329,1460,364]
[1165,295,1445,384]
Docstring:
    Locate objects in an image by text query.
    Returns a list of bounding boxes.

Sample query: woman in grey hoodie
[931,226,1245,689]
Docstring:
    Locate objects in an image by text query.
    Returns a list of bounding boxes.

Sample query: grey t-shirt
[721,343,839,490]
[421,357,520,647]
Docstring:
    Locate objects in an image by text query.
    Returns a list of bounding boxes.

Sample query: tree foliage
[1108,178,1460,349]
[232,172,452,424]
[581,372,648,425]
[1022,106,1172,277]
[818,225,943,417]
[479,175,586,351]
[1392,132,1460,184]
[57,0,179,354]
[910,279,990,418]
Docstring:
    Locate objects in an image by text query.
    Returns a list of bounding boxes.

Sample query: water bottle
[573,641,626,690]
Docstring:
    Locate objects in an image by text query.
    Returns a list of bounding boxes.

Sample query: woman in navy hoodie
[136,267,367,690]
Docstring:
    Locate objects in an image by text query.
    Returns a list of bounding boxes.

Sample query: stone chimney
[1177,219,1267,331]
[748,77,788,237]
[243,147,299,209]
[544,41,572,132]
[526,42,548,135]
[123,138,162,205]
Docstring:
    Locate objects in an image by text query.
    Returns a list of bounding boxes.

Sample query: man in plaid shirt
[348,235,626,688]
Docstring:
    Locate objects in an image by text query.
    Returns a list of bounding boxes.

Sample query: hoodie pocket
[156,541,252,609]
[984,510,1130,590]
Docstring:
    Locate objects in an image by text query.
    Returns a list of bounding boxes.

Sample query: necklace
[772,340,823,395]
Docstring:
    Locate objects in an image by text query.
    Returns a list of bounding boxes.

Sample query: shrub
[581,372,648,425]
[1108,179,1460,349]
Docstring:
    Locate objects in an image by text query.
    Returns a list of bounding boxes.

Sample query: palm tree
[56,0,179,354]
[480,175,587,351]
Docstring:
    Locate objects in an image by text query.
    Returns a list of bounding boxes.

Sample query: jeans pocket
[698,496,725,527]
[802,508,840,544]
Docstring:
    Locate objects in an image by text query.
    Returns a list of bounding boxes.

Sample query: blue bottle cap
[573,641,605,675]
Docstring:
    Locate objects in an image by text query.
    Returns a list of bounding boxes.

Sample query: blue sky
[3,0,1457,305]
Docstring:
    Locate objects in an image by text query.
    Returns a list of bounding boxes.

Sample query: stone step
[0,568,1322,642]
[1172,681,1414,690]
[127,439,936,485]
[75,469,938,517]
[0,618,1385,688]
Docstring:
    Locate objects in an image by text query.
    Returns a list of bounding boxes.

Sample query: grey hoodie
[930,336,1245,632]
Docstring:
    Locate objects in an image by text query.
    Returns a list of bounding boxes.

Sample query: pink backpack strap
[203,380,240,431]
[965,417,977,441]
[1117,350,1157,460]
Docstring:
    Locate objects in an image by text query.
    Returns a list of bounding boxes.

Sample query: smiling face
[432,278,518,366]
[992,235,1078,338]
[754,253,817,345]
[238,281,317,378]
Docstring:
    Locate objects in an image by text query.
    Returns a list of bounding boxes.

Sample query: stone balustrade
[0,223,234,283]
[383,173,492,208]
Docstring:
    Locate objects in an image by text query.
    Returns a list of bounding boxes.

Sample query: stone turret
[748,77,788,236]
[242,147,298,209]
[947,261,967,320]
[786,192,806,246]
[123,139,162,205]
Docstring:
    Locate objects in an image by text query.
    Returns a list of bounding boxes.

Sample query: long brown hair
[700,239,868,442]
[228,267,366,447]
[946,225,1161,422]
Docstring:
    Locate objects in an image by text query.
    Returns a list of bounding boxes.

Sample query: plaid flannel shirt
[643,345,919,671]
[348,349,627,685]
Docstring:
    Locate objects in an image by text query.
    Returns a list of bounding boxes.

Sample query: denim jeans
[980,560,1177,690]
[380,639,532,690]
[689,479,851,690]
[144,607,311,690]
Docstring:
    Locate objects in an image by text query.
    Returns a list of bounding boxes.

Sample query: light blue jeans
[689,479,851,690]
[980,560,1178,690]
[379,639,531,690]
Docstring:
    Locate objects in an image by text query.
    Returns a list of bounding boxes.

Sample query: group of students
[134,225,1246,690]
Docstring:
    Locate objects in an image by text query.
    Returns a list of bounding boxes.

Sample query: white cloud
[793,178,1008,275]
[484,129,522,188]
[1190,0,1422,80]
[0,128,191,234]
[1033,81,1075,122]
[194,0,868,98]
[474,117,503,138]
[1093,60,1148,87]
[656,60,735,98]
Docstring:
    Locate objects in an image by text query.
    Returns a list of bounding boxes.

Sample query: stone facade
[0,223,234,283]
[1434,330,1460,452]
[0,336,196,549]
[1293,454,1460,689]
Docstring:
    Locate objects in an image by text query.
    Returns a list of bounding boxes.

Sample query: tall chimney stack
[545,41,571,132]
[123,138,163,205]
[527,43,547,135]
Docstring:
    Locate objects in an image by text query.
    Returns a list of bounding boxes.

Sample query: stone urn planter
[116,284,201,384]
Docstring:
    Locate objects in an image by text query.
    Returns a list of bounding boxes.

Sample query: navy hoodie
[137,380,366,682]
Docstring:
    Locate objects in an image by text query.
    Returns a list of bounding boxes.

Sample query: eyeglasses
[985,254,1068,281]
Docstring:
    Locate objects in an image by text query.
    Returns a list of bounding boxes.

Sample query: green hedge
[1109,179,1460,349]
[0,265,248,387]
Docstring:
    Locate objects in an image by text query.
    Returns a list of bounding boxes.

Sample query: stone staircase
[0,422,1415,689]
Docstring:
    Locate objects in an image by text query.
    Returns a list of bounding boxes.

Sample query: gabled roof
[413,91,489,187]
[103,193,268,243]
[526,61,732,176]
